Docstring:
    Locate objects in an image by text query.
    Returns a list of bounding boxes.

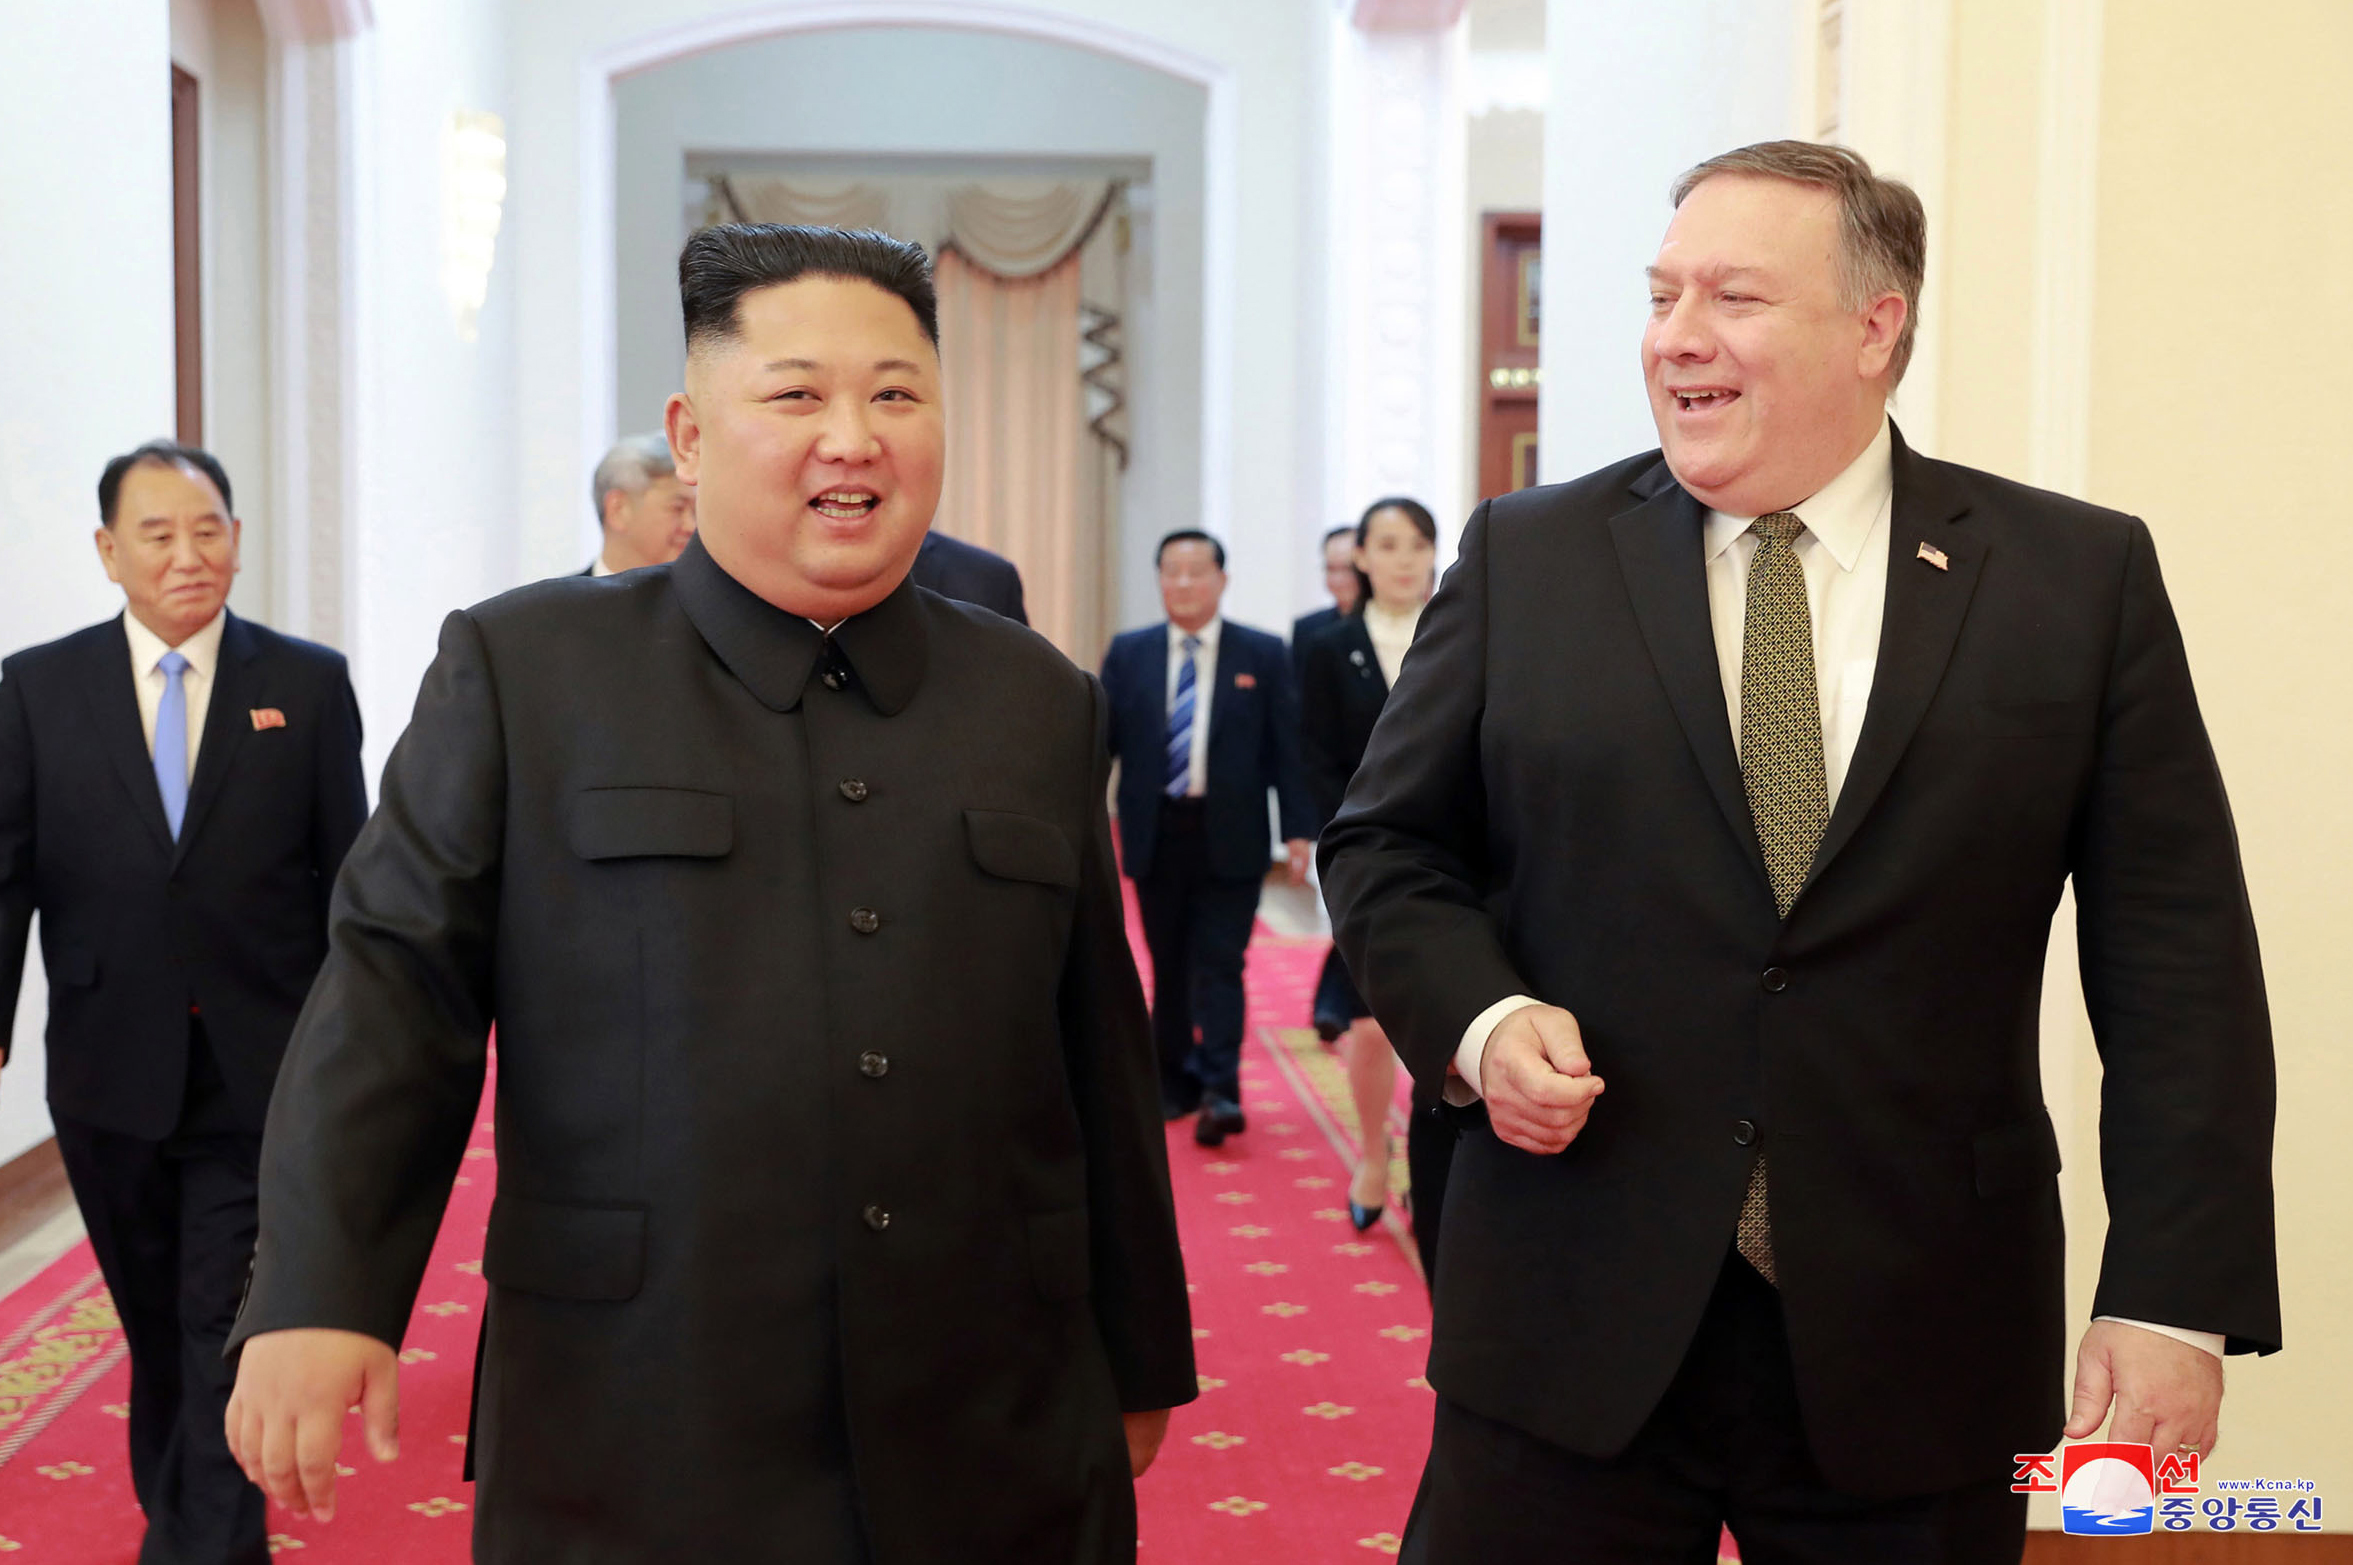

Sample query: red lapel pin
[1233,672,1257,689]
[250,708,287,731]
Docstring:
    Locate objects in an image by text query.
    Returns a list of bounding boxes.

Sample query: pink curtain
[933,249,1105,663]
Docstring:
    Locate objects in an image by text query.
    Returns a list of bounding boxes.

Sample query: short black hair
[1321,524,1354,546]
[1156,529,1226,570]
[680,224,939,354]
[98,440,234,528]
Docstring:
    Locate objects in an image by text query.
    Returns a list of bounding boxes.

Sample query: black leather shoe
[1349,1200,1385,1232]
[1312,1012,1346,1043]
[1193,1100,1246,1147]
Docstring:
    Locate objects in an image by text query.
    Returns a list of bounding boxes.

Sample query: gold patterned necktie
[1733,510,1829,1286]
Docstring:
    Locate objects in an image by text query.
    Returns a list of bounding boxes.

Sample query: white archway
[575,1,1238,543]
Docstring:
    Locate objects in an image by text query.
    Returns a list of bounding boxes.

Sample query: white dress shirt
[1165,617,1222,799]
[590,553,618,578]
[123,608,226,784]
[1437,420,2219,1355]
[1362,599,1424,689]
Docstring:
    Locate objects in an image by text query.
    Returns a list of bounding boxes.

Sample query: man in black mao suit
[1322,144,2277,1562]
[1102,533,1316,1145]
[1,440,367,1565]
[226,226,1194,1565]
[911,529,1028,623]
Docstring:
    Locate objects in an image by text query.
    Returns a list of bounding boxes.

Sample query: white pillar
[1539,0,1794,484]
[1325,0,1471,553]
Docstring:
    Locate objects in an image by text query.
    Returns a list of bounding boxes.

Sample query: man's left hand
[2065,1320,2224,1457]
[1123,1408,1172,1477]
[1284,839,1313,886]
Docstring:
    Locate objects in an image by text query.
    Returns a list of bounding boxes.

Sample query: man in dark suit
[1322,143,2277,1563]
[0,439,368,1565]
[1288,523,1360,683]
[1102,533,1316,1146]
[1293,525,1361,1041]
[225,225,1193,1565]
[910,528,1028,623]
[580,430,697,576]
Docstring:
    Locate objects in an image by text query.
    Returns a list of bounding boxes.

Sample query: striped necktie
[155,649,191,840]
[1733,511,1829,1286]
[1165,634,1200,798]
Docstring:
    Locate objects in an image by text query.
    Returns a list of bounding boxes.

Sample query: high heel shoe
[1348,1199,1385,1232]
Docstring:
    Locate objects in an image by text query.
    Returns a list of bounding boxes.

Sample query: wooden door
[172,64,202,445]
[1477,211,1539,499]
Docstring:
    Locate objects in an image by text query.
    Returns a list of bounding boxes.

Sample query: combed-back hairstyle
[590,432,677,526]
[1156,529,1226,571]
[679,224,939,355]
[97,440,234,528]
[1670,140,1927,387]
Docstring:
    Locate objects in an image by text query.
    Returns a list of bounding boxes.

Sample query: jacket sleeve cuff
[2095,1316,2226,1359]
[1446,995,1544,1106]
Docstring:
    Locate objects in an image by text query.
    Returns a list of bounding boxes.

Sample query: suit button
[862,1204,891,1232]
[1734,1119,1757,1146]
[859,1051,889,1078]
[821,668,846,691]
[849,907,881,934]
[839,778,870,803]
[1761,967,1789,993]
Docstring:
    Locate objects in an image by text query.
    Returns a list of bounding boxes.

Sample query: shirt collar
[1169,616,1222,655]
[670,535,928,716]
[1702,416,1894,573]
[123,608,228,679]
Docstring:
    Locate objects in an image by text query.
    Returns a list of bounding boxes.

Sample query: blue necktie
[1165,635,1199,799]
[155,650,190,839]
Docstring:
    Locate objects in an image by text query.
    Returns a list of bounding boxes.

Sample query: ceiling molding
[254,0,374,45]
[1346,0,1470,34]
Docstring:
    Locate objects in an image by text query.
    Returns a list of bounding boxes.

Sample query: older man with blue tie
[0,440,368,1565]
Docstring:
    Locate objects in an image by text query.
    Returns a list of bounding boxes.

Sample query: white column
[1539,0,1794,484]
[1325,1,1471,553]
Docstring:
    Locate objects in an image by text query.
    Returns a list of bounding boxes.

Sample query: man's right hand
[1480,1004,1604,1154]
[226,1327,401,1522]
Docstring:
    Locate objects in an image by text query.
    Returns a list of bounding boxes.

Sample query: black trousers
[51,1022,267,1565]
[1402,1253,2026,1565]
[1133,799,1262,1110]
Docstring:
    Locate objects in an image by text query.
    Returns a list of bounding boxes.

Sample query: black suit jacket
[910,530,1028,624]
[229,540,1194,1563]
[1290,604,1342,684]
[1101,621,1316,881]
[1296,615,1391,829]
[0,613,367,1138]
[1321,431,2278,1497]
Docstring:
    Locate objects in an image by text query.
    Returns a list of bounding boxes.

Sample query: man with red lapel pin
[1,439,368,1565]
[1323,142,2278,1563]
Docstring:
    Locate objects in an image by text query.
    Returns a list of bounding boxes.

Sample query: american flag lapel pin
[250,707,287,731]
[1916,541,1950,572]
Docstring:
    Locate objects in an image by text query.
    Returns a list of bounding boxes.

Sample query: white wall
[611,27,1202,638]
[1539,0,1792,483]
[0,0,177,1165]
[345,0,518,782]
[505,0,1332,646]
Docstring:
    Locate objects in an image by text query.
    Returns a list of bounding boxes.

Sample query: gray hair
[1671,140,1927,387]
[591,432,677,526]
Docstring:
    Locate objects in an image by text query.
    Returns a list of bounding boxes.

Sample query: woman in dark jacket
[1298,497,1443,1270]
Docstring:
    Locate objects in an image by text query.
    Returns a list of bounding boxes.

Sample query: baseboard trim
[0,1137,72,1258]
[2026,1529,2351,1560]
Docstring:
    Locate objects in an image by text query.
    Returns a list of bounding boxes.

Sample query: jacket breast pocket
[1026,1207,1092,1301]
[1973,1112,2063,1198]
[568,787,733,861]
[482,1196,648,1301]
[965,809,1079,888]
[1973,697,2096,738]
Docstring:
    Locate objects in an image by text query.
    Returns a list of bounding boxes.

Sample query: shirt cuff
[2095,1317,2226,1359]
[1445,995,1544,1107]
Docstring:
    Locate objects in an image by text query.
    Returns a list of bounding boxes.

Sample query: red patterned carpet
[0,907,1731,1561]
